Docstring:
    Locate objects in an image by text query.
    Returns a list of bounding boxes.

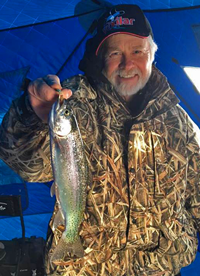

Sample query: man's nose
[119,54,135,70]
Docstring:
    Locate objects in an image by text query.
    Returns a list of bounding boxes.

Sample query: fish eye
[64,110,70,116]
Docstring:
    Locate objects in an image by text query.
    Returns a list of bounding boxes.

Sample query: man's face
[102,34,153,101]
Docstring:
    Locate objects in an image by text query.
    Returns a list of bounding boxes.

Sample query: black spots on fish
[67,216,79,229]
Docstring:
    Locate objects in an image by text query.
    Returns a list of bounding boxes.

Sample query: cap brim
[95,32,149,56]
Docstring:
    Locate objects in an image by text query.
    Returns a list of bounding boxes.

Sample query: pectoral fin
[52,208,65,231]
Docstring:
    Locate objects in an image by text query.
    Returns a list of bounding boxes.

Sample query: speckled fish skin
[49,99,88,264]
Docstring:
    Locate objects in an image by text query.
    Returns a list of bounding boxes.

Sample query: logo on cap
[0,202,7,211]
[103,9,135,34]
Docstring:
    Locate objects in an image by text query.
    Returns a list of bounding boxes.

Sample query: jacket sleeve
[185,114,200,231]
[0,91,53,182]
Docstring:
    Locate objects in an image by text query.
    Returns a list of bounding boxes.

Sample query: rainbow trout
[48,98,88,264]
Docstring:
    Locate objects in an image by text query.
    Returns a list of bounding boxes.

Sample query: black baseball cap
[94,4,153,55]
[78,4,153,81]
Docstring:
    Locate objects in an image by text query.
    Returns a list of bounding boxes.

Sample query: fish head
[49,99,76,137]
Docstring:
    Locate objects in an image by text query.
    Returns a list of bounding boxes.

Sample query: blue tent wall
[0,6,199,125]
[147,8,200,127]
[0,0,199,31]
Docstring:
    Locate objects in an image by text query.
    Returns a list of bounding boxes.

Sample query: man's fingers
[28,75,72,106]
[27,75,73,122]
[60,89,72,99]
[43,75,61,90]
[28,77,58,103]
[42,75,72,99]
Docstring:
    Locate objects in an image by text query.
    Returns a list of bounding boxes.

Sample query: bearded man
[0,4,200,276]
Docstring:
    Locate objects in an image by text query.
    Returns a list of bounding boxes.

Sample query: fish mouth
[56,133,65,138]
[53,131,69,138]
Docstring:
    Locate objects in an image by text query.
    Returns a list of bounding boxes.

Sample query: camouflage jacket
[0,66,200,276]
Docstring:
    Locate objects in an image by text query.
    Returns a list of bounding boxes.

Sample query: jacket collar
[92,65,180,122]
[135,66,180,122]
[65,66,180,122]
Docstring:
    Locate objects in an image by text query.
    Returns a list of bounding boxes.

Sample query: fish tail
[50,233,84,265]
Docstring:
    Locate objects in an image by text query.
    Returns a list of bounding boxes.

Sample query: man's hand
[28,75,72,122]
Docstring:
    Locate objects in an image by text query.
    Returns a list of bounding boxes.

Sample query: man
[0,4,200,276]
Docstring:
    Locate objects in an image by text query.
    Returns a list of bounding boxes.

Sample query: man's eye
[109,51,120,57]
[134,50,141,54]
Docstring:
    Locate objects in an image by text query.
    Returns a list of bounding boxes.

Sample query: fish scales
[52,125,86,234]
[49,99,89,265]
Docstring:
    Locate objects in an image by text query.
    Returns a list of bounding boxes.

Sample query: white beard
[104,67,152,98]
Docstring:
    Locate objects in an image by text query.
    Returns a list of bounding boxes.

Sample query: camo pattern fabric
[0,67,200,276]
